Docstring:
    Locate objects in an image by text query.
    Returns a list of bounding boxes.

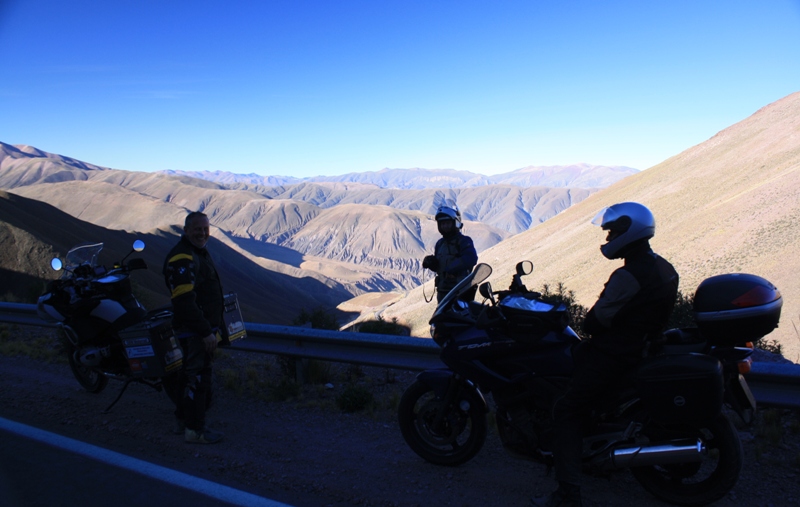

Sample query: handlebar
[97,259,147,280]
[55,258,148,289]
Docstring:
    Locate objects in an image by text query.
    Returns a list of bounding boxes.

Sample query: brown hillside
[0,191,354,324]
[0,142,602,294]
[383,91,800,361]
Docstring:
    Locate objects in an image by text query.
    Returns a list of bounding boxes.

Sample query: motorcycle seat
[662,328,707,354]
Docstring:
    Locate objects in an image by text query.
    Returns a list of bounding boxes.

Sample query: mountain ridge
[0,190,354,324]
[380,91,800,360]
[0,142,598,293]
[160,163,638,190]
[6,92,798,356]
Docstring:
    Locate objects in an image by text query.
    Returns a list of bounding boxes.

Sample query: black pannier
[636,353,723,424]
[118,310,183,378]
[693,273,782,346]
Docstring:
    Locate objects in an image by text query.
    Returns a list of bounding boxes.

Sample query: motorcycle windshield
[63,243,104,276]
[431,263,492,320]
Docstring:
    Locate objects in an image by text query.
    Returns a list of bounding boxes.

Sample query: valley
[1,92,799,360]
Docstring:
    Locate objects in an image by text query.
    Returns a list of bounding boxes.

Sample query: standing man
[422,203,478,303]
[163,211,227,444]
[537,202,679,507]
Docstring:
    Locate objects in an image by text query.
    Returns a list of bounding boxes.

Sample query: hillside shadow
[0,191,356,326]
[204,236,354,324]
[226,235,305,268]
[0,269,50,303]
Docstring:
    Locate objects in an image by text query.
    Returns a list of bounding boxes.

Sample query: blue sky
[1,1,799,177]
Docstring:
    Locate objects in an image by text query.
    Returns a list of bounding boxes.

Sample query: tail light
[738,357,753,375]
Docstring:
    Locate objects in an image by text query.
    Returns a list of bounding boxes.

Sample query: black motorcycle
[37,240,183,412]
[398,261,781,506]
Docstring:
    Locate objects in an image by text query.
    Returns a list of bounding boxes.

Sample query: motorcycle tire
[397,379,487,467]
[631,412,742,506]
[68,348,109,393]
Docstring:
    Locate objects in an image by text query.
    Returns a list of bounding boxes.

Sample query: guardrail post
[295,358,308,385]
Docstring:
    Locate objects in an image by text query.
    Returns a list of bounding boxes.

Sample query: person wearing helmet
[422,204,478,303]
[537,202,679,507]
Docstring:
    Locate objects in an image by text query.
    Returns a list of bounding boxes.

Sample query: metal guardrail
[2,303,799,409]
[0,303,445,373]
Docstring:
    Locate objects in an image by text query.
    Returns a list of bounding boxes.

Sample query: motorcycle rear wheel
[397,379,487,466]
[631,412,742,506]
[68,348,109,393]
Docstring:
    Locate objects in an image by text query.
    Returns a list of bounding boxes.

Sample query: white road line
[0,416,293,507]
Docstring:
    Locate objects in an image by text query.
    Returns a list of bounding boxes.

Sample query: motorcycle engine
[79,345,112,366]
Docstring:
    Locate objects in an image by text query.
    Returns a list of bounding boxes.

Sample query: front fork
[427,374,460,431]
[416,370,488,428]
[57,323,79,347]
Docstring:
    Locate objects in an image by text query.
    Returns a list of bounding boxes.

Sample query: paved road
[0,417,292,507]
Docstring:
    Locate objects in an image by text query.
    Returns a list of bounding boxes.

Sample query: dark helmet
[591,202,655,259]
[435,204,462,230]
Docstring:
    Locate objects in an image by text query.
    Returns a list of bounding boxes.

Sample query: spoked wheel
[631,412,743,506]
[67,348,109,393]
[397,379,487,466]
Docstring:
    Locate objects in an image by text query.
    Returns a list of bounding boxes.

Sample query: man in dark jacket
[162,211,227,444]
[422,204,478,303]
[537,202,679,507]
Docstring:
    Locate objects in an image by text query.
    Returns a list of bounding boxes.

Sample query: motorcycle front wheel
[397,379,487,466]
[68,348,109,393]
[631,412,742,506]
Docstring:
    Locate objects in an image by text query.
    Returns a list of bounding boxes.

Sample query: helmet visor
[591,207,620,228]
[435,207,457,221]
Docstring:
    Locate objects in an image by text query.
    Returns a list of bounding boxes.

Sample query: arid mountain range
[0,190,351,323]
[381,91,800,361]
[0,143,605,297]
[160,163,638,190]
[2,92,798,360]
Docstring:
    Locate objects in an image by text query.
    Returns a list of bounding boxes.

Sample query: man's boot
[185,427,224,444]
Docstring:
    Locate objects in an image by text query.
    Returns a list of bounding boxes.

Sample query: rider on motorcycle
[539,202,679,507]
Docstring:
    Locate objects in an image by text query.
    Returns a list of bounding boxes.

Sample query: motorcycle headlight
[429,324,436,339]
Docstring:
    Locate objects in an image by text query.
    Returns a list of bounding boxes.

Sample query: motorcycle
[398,261,782,506]
[37,240,183,412]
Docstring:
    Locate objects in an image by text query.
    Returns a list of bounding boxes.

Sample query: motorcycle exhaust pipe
[611,439,706,468]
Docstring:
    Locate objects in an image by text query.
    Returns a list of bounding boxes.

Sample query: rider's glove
[422,255,439,271]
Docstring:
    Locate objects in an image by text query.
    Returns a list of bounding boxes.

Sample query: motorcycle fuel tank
[89,299,130,323]
[442,326,577,380]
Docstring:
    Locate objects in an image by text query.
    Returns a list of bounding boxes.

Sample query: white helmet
[435,204,462,230]
[592,202,655,259]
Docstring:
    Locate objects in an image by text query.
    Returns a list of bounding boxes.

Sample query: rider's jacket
[162,235,225,338]
[583,241,679,359]
[434,231,478,296]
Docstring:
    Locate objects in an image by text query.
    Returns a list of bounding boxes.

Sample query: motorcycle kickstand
[102,378,134,414]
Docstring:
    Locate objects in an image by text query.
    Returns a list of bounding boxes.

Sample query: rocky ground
[2,326,800,507]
